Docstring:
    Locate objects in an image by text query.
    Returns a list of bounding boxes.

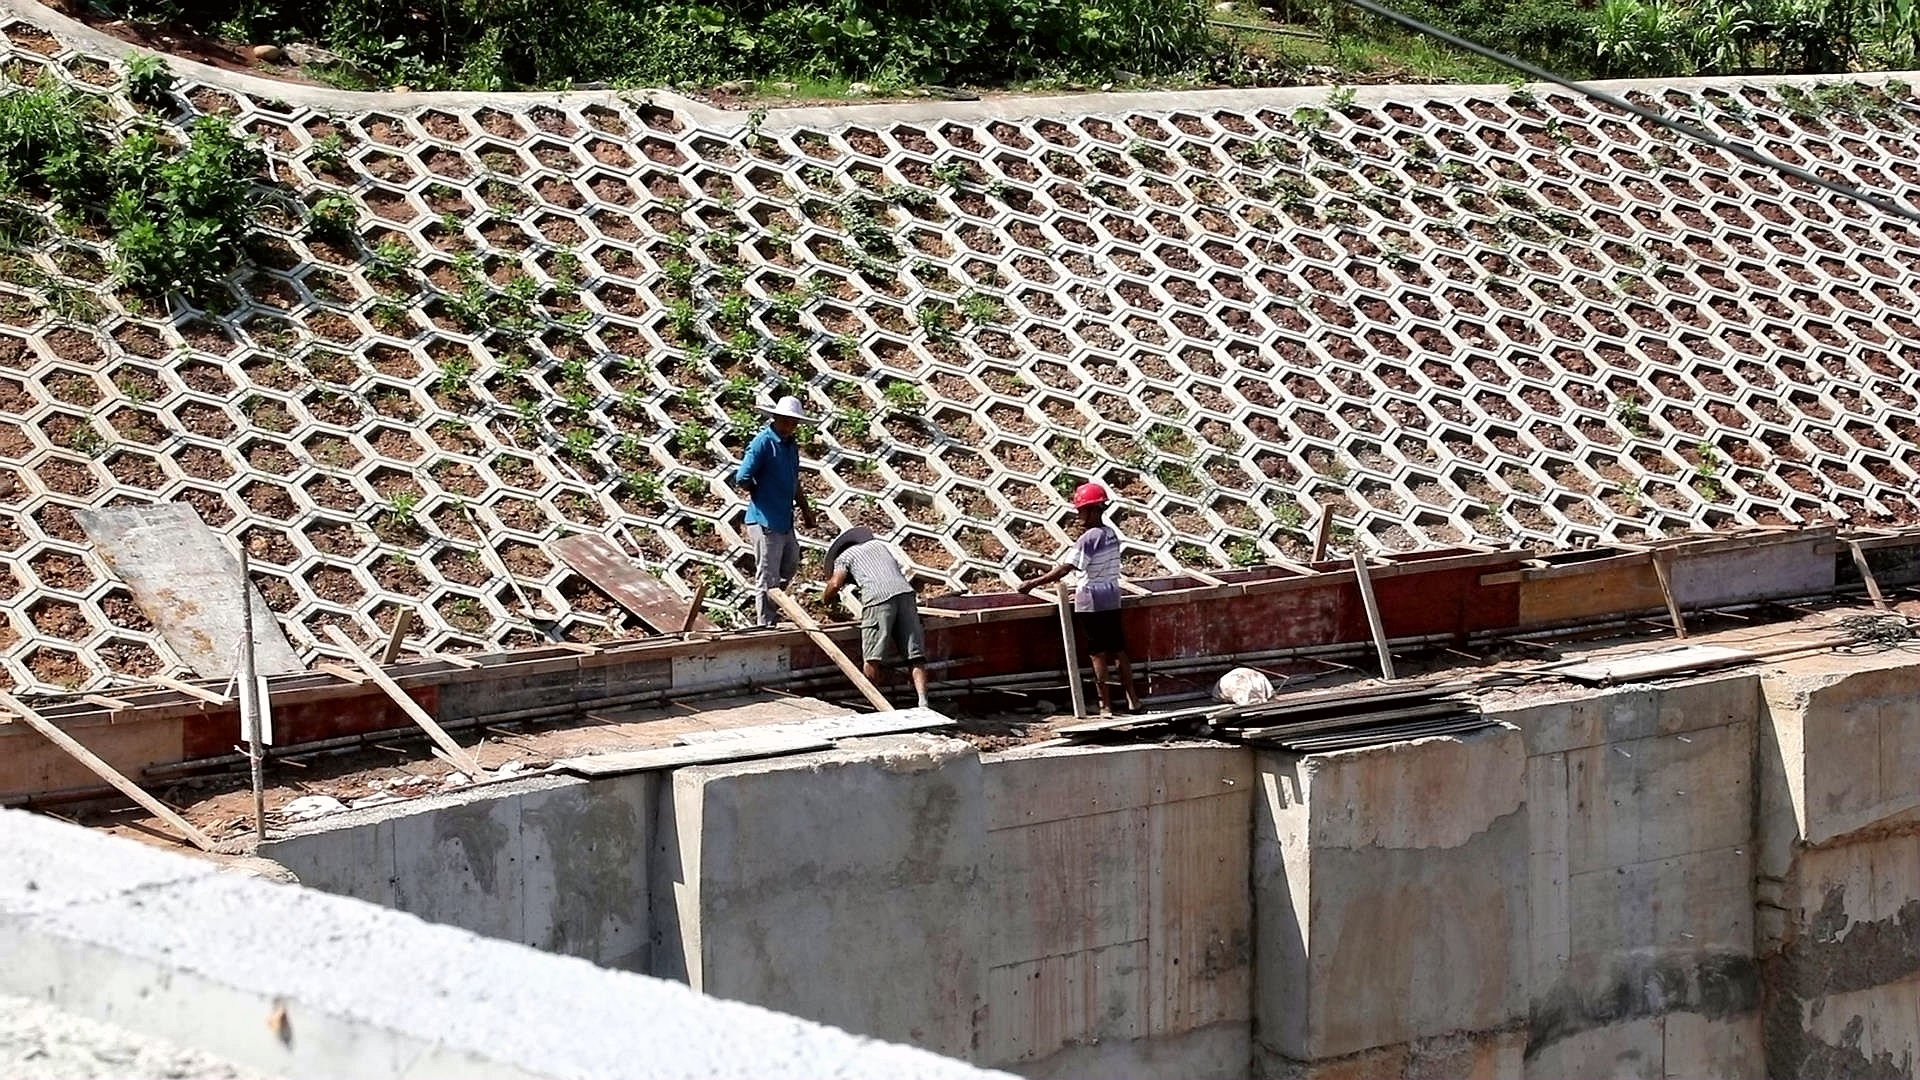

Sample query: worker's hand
[1015,579,1035,594]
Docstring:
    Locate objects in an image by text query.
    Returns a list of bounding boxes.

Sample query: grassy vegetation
[0,64,266,302]
[107,0,1221,93]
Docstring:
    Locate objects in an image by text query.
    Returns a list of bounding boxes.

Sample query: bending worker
[822,526,932,711]
[733,395,817,627]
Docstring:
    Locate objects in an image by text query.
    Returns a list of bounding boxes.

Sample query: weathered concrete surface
[261,772,654,971]
[1759,652,1920,1080]
[0,992,273,1080]
[981,744,1252,1078]
[1253,726,1530,1068]
[1504,676,1762,1079]
[652,734,986,1059]
[0,808,1008,1080]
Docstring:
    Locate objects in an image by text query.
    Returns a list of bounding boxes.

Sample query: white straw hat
[760,395,818,423]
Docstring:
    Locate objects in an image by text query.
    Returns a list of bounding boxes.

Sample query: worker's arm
[795,479,816,530]
[732,432,766,493]
[1015,563,1071,594]
[821,565,852,606]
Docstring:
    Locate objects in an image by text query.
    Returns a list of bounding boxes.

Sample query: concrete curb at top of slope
[4,0,1918,134]
[0,809,1009,1080]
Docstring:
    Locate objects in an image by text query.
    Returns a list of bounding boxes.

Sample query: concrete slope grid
[3,0,1920,693]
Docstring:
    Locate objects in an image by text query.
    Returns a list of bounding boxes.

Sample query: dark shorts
[1075,608,1127,656]
[859,593,926,664]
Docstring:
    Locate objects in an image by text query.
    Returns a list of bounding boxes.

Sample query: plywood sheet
[74,503,304,678]
[674,706,952,744]
[1556,645,1754,685]
[552,533,716,633]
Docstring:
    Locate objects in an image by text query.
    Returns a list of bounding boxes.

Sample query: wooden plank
[557,732,832,777]
[1847,540,1890,611]
[1056,581,1088,719]
[676,707,953,744]
[0,690,216,852]
[553,533,716,633]
[1555,645,1755,685]
[679,580,710,633]
[767,588,893,711]
[73,503,304,678]
[1351,552,1397,681]
[145,675,231,706]
[1312,513,1334,562]
[380,608,417,664]
[321,625,485,778]
[1650,551,1688,640]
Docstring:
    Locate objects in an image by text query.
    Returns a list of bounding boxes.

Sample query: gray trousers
[750,524,801,626]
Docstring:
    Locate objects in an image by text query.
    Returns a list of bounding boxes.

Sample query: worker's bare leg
[863,660,886,696]
[1118,652,1141,712]
[909,663,931,710]
[1089,653,1114,714]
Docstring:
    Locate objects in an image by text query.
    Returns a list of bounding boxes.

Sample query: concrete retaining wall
[263,772,657,972]
[0,809,1005,1080]
[241,661,1920,1080]
[1758,655,1920,1080]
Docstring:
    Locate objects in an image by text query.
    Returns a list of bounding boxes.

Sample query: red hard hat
[1071,481,1110,509]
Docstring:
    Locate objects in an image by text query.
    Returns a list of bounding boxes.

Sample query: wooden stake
[1055,582,1088,719]
[1312,513,1336,563]
[1650,551,1688,639]
[148,674,231,706]
[767,588,892,711]
[321,625,486,777]
[380,607,418,665]
[679,580,709,633]
[239,547,265,844]
[0,690,216,852]
[1847,540,1889,611]
[1350,551,1397,682]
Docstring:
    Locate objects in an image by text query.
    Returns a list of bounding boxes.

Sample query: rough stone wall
[8,1,1920,691]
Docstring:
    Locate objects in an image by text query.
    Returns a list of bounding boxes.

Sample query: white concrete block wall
[980,744,1252,1079]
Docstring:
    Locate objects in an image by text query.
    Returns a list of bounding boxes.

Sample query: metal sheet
[552,533,716,633]
[74,503,304,678]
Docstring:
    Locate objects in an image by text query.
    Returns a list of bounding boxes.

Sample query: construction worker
[1017,481,1141,715]
[821,527,932,710]
[732,395,817,627]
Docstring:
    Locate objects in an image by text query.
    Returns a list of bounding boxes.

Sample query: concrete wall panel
[981,744,1251,1075]
[1764,660,1920,846]
[264,774,654,971]
[657,734,986,1059]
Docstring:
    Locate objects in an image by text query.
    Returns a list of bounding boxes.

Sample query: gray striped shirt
[835,541,914,604]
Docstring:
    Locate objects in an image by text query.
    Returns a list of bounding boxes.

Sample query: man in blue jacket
[732,395,818,626]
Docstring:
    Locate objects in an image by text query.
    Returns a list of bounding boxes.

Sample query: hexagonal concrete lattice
[4,11,1920,691]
